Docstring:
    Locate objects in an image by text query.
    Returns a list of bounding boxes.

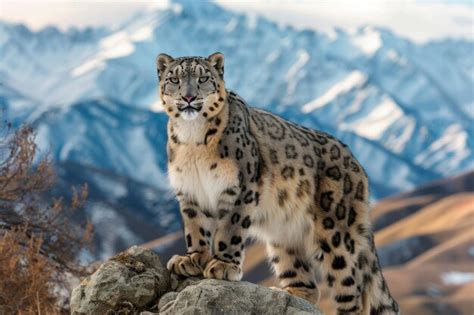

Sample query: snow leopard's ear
[156,53,174,78]
[207,52,224,79]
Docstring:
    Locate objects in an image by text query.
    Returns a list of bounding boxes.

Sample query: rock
[70,246,170,314]
[158,279,320,315]
[70,246,323,315]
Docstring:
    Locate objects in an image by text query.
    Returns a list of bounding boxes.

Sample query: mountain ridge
[1,0,473,261]
[2,0,472,194]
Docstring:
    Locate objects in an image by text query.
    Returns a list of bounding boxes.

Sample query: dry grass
[0,229,59,314]
[0,124,91,314]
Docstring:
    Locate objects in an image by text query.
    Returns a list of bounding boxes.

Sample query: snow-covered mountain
[34,98,170,189]
[50,160,178,260]
[1,0,472,256]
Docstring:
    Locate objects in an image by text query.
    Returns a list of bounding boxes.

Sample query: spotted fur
[157,52,399,315]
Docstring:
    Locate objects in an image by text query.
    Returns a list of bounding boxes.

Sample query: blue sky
[1,0,473,42]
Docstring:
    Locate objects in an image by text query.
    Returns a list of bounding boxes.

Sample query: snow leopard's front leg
[203,185,250,281]
[167,196,213,277]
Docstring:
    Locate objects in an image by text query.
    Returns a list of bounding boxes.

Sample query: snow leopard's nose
[182,95,196,103]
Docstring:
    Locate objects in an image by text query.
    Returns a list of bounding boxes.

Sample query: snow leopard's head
[156,52,226,121]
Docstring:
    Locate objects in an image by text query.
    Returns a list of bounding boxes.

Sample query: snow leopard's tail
[360,233,400,315]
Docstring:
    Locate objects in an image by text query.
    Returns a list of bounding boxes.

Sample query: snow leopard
[156,52,399,315]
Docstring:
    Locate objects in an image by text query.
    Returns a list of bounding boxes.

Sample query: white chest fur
[168,145,239,212]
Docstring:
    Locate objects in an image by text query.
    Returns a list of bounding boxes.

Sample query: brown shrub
[0,228,58,314]
[0,124,92,314]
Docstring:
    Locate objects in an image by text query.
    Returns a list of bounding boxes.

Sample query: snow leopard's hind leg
[267,242,320,305]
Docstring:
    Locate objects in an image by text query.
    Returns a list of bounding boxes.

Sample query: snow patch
[225,18,238,33]
[344,89,369,118]
[285,49,309,95]
[387,117,416,153]
[324,28,338,41]
[171,3,183,15]
[71,31,136,77]
[352,27,382,56]
[386,49,407,66]
[100,31,135,59]
[415,124,470,171]
[150,99,165,112]
[265,50,280,63]
[72,58,104,77]
[302,71,367,112]
[350,96,403,140]
[387,49,398,61]
[247,13,258,30]
[93,176,128,199]
[442,271,474,285]
[35,125,52,157]
[131,26,154,41]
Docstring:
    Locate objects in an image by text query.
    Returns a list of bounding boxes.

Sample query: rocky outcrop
[70,246,323,314]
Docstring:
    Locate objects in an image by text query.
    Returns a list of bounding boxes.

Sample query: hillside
[371,172,474,315]
[145,171,474,315]
[2,0,472,201]
[1,0,472,261]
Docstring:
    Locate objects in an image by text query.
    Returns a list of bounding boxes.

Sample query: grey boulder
[70,246,323,315]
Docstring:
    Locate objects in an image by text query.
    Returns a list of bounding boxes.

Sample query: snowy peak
[302,71,367,112]
[0,21,108,45]
[1,0,472,201]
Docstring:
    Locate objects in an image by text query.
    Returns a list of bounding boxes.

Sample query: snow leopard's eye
[169,77,179,84]
[198,76,209,84]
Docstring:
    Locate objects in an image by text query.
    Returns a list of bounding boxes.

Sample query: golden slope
[378,192,474,315]
[142,172,474,314]
[375,194,474,247]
